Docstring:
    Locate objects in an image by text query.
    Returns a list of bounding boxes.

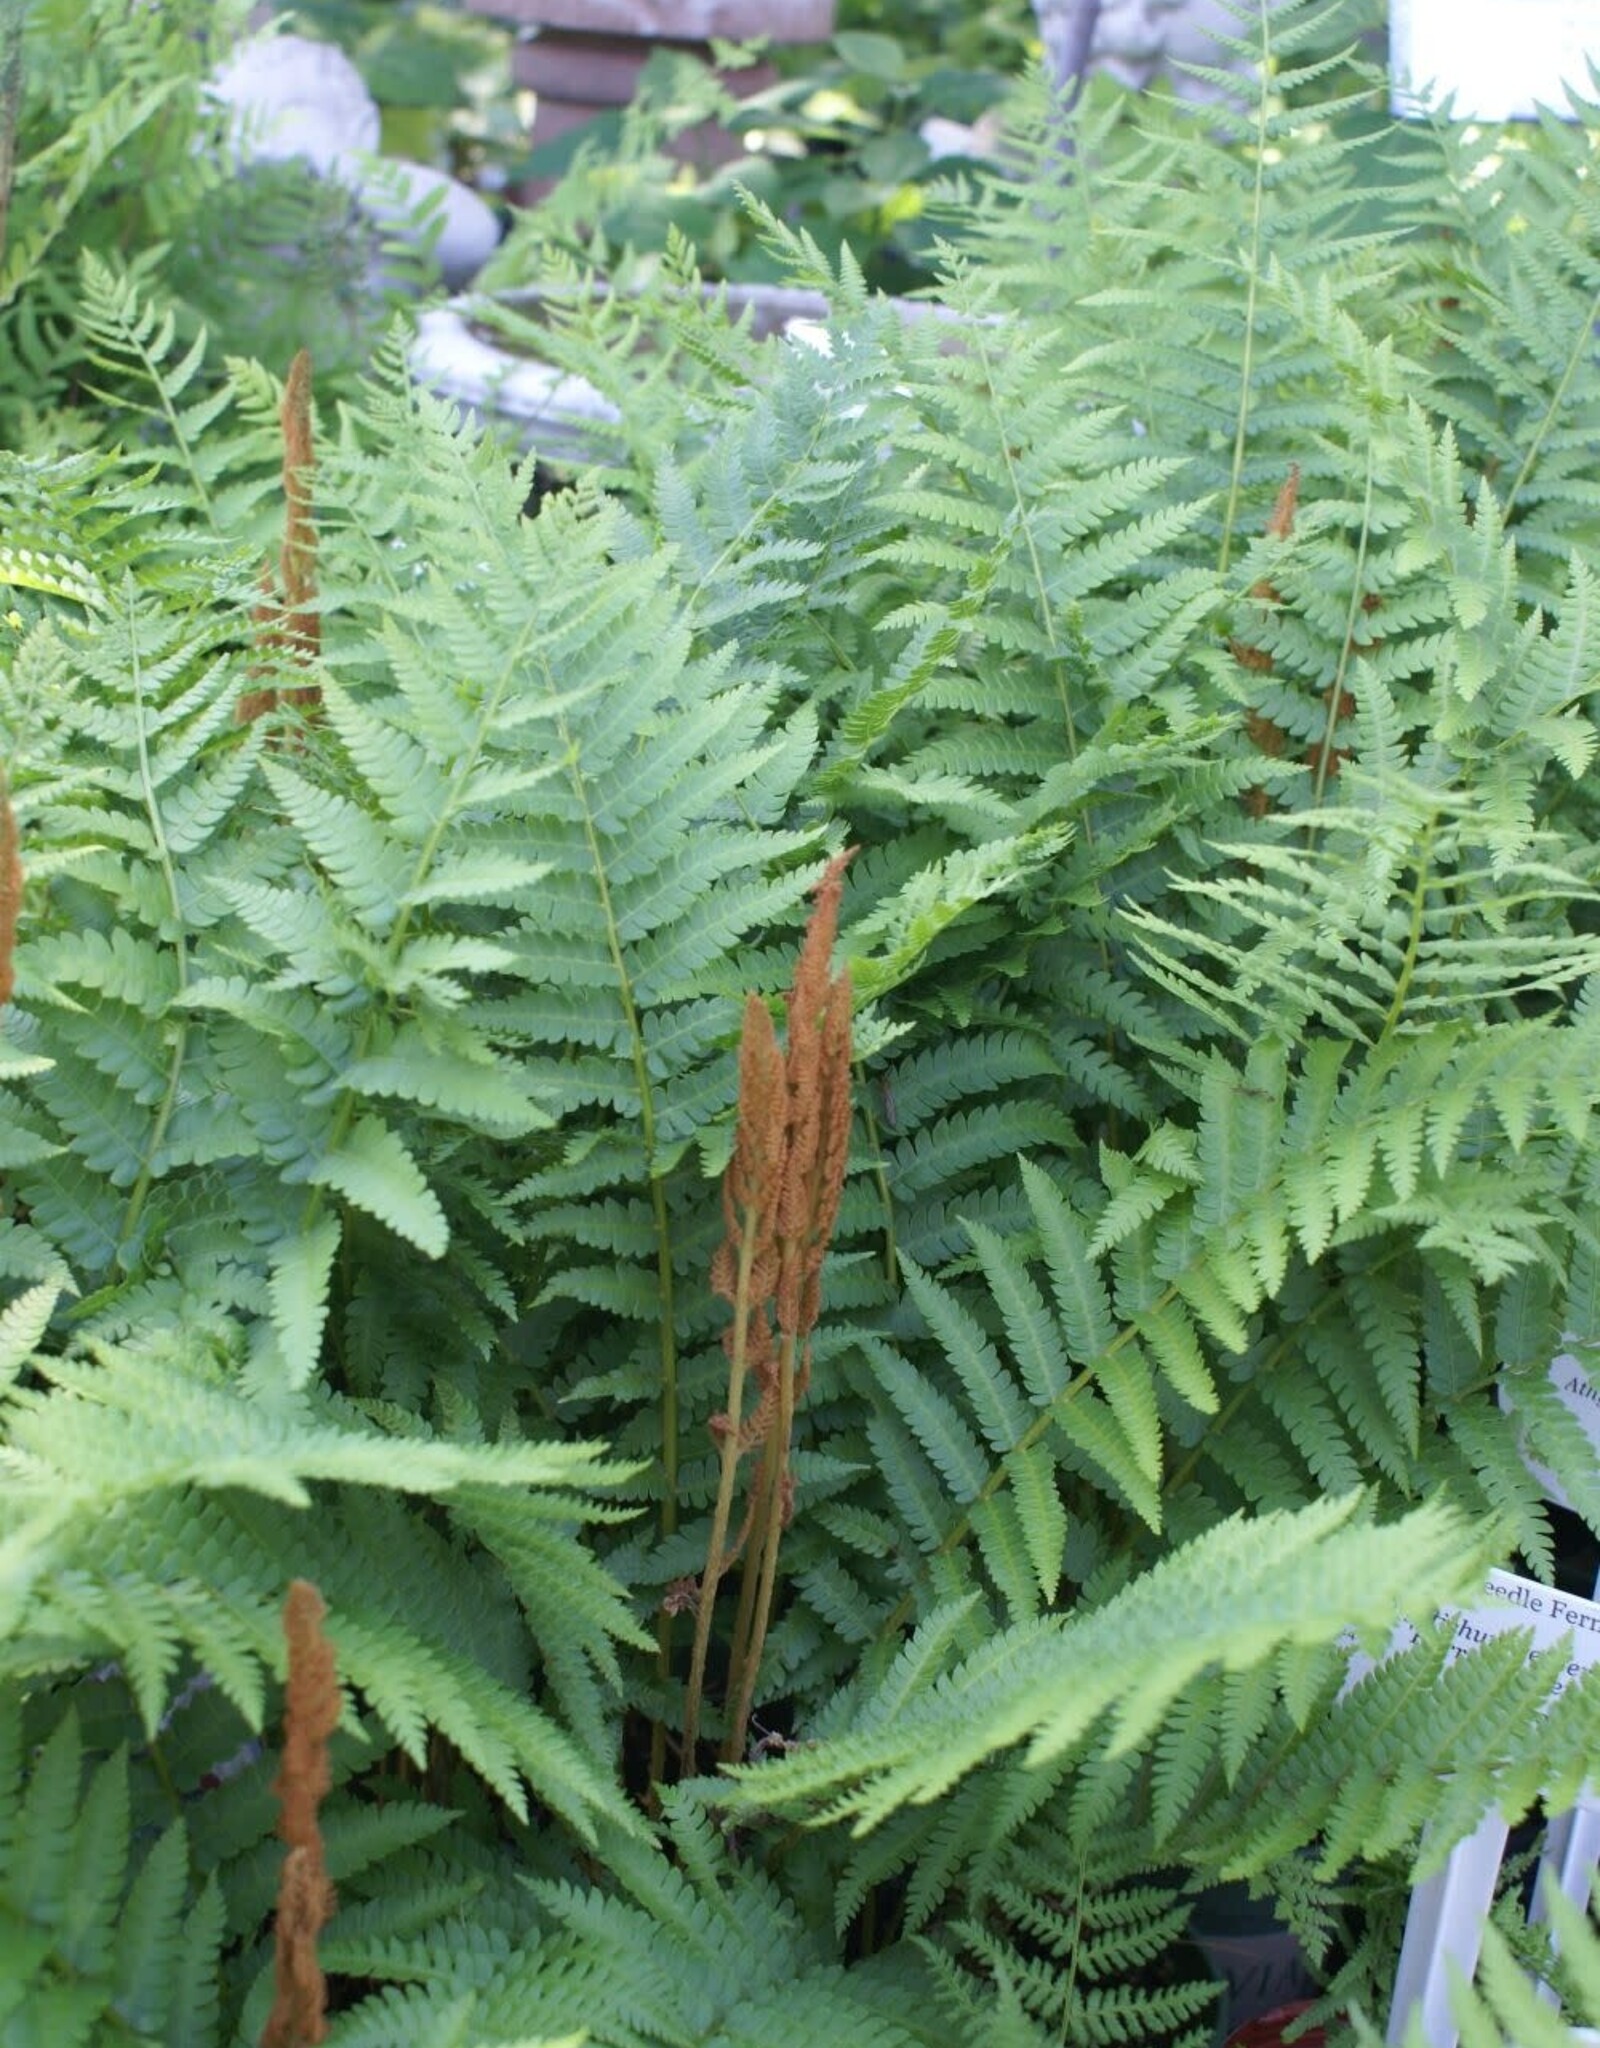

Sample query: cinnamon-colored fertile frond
[0,769,19,1008]
[276,1577,339,1848]
[1238,463,1300,620]
[263,1851,327,2048]
[1234,465,1302,816]
[262,1579,339,2048]
[1265,463,1301,542]
[685,853,857,1766]
[1244,708,1288,758]
[775,853,854,1336]
[240,349,322,726]
[791,965,852,1345]
[786,851,852,1050]
[711,994,786,1327]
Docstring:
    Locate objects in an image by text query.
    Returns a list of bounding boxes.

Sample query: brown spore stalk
[262,1579,340,2048]
[1233,465,1299,817]
[239,349,323,726]
[681,851,855,1768]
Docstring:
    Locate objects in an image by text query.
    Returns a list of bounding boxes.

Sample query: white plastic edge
[409,305,621,459]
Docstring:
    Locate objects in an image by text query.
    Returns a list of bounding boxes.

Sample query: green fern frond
[0,1702,224,2046]
[722,1493,1487,1829]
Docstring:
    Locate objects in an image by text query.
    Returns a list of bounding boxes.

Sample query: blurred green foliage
[486,29,1022,293]
[283,0,520,168]
[0,0,433,439]
[285,0,1036,293]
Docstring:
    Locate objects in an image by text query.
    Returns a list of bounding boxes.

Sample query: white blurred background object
[1391,0,1600,120]
[207,33,500,289]
[1031,0,1291,105]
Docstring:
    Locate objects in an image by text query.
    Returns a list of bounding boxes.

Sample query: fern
[1367,1883,1600,2048]
[0,1703,226,2046]
[6,3,1600,2040]
[2,1330,641,1830]
[0,0,409,444]
[719,1492,1488,1827]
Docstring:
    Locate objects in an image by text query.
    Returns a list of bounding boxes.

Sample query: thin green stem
[683,405,833,617]
[120,594,190,1252]
[1216,0,1274,577]
[1310,440,1377,812]
[682,1206,763,1764]
[1504,278,1600,519]
[298,612,541,1235]
[876,1348,1105,1643]
[973,329,1086,777]
[543,728,682,1785]
[131,339,215,524]
[968,326,1125,1088]
[872,1089,1446,1647]
[143,1736,185,1820]
[1378,817,1438,1042]
[856,1062,899,1291]
[1059,1840,1094,2040]
[725,1329,797,1763]
[724,1434,772,1733]
[568,778,678,1528]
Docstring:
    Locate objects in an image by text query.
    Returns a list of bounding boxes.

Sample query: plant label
[1500,1348,1600,1514]
[1345,1568,1600,1704]
[1435,1569,1600,1700]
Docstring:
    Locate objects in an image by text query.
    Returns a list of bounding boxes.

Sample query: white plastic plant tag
[1390,0,1600,120]
[1501,1347,1600,1514]
[1346,1568,1600,1703]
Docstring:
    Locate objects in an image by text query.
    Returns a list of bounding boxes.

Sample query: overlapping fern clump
[4,0,1600,2041]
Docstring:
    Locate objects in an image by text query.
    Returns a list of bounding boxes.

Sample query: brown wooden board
[458,0,833,42]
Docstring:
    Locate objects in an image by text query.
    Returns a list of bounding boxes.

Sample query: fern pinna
[5,0,1600,2041]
